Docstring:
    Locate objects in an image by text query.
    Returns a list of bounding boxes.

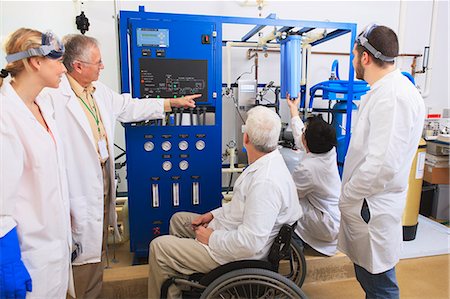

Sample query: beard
[355,59,365,80]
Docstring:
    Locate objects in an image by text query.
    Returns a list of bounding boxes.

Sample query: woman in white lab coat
[0,28,73,298]
[286,94,341,256]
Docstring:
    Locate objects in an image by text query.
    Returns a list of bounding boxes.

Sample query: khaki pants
[148,212,220,299]
[70,160,111,299]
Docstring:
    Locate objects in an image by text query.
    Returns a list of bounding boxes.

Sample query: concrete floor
[302,254,449,299]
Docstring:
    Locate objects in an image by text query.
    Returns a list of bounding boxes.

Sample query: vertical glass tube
[172,182,180,207]
[152,184,159,208]
[192,182,199,205]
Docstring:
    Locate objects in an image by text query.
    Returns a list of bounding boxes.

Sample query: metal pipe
[226,41,279,88]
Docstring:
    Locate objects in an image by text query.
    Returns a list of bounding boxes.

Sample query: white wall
[2,0,448,191]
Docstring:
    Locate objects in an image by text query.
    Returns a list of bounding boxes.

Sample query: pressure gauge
[179,160,189,171]
[178,140,189,151]
[196,140,206,151]
[143,141,154,152]
[162,161,172,171]
[161,141,172,151]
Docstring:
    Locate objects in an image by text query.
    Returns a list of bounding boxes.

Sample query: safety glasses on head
[355,24,395,62]
[5,31,65,63]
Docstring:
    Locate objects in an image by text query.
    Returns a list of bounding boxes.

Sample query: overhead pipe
[258,31,281,46]
[421,0,438,98]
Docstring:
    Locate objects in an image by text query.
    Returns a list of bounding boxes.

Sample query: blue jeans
[354,264,399,299]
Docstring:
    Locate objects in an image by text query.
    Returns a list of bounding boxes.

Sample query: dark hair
[304,115,337,154]
[355,25,399,67]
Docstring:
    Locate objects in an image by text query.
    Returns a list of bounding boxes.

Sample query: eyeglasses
[76,59,103,67]
[5,30,65,63]
[355,24,395,62]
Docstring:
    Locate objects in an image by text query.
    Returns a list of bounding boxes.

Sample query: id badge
[98,139,109,160]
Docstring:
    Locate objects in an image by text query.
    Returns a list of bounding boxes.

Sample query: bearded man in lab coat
[338,24,425,298]
[147,106,302,299]
[42,34,198,299]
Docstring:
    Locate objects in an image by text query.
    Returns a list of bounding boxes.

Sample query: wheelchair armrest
[268,223,297,270]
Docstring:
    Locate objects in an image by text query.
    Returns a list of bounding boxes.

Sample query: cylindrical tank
[279,146,304,174]
[402,138,427,241]
[331,100,358,173]
[280,35,302,99]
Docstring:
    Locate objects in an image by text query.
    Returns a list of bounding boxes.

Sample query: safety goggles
[5,31,65,63]
[355,24,395,62]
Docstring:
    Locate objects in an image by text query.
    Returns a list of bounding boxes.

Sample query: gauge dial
[143,141,154,152]
[161,141,172,151]
[178,140,189,151]
[195,140,206,151]
[179,160,189,171]
[162,161,172,171]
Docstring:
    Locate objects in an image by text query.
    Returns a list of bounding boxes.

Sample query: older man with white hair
[147,106,302,299]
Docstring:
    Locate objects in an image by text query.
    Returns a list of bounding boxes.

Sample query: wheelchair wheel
[278,238,307,287]
[200,268,307,299]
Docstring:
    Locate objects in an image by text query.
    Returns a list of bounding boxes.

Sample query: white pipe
[114,0,122,90]
[222,147,245,173]
[226,41,280,88]
[227,42,232,88]
[302,31,326,44]
[397,0,407,57]
[222,167,246,173]
[421,0,438,98]
[301,44,311,85]
[258,31,281,46]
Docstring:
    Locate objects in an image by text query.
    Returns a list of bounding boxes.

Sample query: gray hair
[244,106,281,153]
[62,34,99,72]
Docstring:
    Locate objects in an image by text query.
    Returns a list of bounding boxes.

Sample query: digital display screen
[139,58,208,102]
[137,28,169,47]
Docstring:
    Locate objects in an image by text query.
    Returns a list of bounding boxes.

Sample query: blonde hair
[0,28,42,87]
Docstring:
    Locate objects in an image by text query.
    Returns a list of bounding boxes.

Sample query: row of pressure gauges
[162,160,189,171]
[143,140,206,152]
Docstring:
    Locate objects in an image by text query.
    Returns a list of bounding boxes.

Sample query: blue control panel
[119,10,223,260]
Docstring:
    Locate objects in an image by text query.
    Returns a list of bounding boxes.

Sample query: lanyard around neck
[77,93,101,135]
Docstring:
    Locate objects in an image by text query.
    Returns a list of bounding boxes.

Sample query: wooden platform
[100,240,449,298]
[100,246,355,298]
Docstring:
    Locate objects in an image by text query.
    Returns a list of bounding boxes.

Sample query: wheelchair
[160,223,308,299]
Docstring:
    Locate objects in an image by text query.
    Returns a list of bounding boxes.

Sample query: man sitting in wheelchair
[148,106,303,299]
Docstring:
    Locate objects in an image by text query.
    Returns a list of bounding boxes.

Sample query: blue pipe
[331,59,340,80]
[308,80,369,109]
[300,85,306,110]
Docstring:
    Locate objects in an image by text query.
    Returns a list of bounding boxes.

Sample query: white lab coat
[0,82,73,298]
[290,116,341,256]
[208,149,302,265]
[42,75,165,265]
[338,69,425,274]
